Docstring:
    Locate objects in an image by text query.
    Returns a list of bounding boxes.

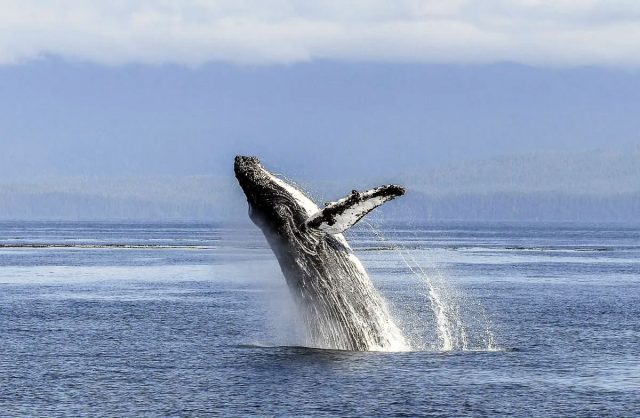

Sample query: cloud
[1,0,640,67]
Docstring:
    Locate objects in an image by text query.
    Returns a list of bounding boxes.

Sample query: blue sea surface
[1,221,639,416]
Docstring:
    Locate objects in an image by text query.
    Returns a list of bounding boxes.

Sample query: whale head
[235,155,406,238]
[234,155,317,236]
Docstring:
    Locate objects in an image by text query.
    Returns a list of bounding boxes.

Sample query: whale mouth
[234,155,261,177]
[234,155,260,167]
[234,155,290,224]
[234,155,265,196]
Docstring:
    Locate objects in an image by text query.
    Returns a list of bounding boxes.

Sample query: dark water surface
[1,221,639,416]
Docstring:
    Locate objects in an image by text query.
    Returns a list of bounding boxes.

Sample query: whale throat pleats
[305,185,405,234]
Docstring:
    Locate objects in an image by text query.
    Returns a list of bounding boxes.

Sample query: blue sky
[0,1,639,181]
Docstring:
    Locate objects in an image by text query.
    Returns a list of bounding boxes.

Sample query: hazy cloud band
[1,0,640,67]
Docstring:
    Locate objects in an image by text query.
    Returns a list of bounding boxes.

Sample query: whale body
[234,156,408,351]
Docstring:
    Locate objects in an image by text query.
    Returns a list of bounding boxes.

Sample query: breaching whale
[234,156,408,351]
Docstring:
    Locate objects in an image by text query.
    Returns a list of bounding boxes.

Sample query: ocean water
[1,221,639,416]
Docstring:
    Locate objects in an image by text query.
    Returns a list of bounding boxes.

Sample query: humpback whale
[234,156,408,351]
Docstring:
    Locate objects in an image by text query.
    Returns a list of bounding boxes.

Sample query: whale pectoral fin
[304,185,405,234]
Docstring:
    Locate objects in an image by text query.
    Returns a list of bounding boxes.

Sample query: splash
[364,221,499,352]
[289,230,412,352]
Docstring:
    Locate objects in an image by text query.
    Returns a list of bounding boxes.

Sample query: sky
[2,1,640,67]
[0,0,639,183]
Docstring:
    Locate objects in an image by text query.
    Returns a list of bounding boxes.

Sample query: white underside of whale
[270,175,318,216]
[269,173,353,247]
